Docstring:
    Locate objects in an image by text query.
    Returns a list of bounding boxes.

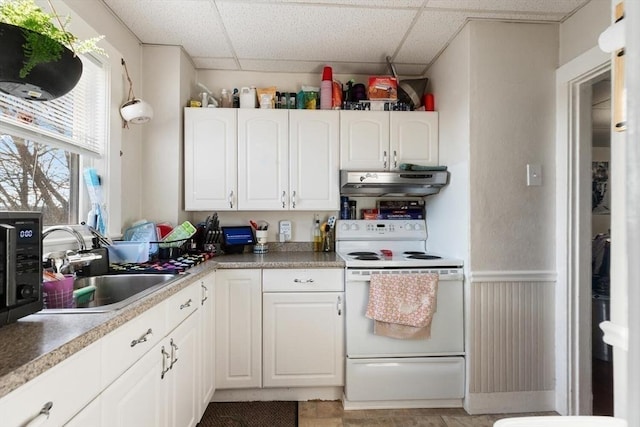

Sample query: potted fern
[0,0,105,101]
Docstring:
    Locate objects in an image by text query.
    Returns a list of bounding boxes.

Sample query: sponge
[73,285,96,305]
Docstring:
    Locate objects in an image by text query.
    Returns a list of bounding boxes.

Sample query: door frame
[555,46,610,415]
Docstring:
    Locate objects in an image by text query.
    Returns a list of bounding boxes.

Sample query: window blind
[0,54,107,157]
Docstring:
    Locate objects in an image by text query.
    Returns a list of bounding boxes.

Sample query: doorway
[590,76,613,416]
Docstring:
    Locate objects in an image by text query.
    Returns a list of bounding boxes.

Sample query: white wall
[469,21,558,271]
[57,0,143,235]
[140,45,195,227]
[559,0,610,67]
[424,25,471,264]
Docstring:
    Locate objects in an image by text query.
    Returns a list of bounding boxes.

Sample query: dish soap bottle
[313,217,322,252]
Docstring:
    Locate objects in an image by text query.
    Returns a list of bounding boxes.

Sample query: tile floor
[298,401,558,427]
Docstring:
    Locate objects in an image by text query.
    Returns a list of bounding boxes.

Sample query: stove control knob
[350,223,359,231]
[413,223,423,231]
[340,222,350,231]
[404,222,414,231]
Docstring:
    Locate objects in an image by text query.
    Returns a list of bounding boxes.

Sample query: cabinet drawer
[165,282,199,332]
[0,341,101,427]
[101,302,166,387]
[262,268,343,292]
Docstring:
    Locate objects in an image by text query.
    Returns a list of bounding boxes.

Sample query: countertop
[0,251,345,399]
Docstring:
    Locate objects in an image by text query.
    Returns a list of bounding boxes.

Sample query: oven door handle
[293,278,314,284]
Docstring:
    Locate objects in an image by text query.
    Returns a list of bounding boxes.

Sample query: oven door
[345,268,464,358]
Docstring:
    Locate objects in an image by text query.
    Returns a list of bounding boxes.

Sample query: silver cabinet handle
[170,338,179,369]
[228,190,234,208]
[383,150,387,169]
[281,191,286,208]
[337,295,342,316]
[291,190,296,209]
[393,150,397,169]
[25,401,53,427]
[161,346,171,379]
[293,278,314,283]
[180,299,192,310]
[130,328,153,347]
[201,284,208,305]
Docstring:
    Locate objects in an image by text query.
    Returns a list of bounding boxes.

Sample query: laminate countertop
[0,252,345,399]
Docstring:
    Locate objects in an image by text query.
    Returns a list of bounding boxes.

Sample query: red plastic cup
[424,93,435,111]
[322,66,332,81]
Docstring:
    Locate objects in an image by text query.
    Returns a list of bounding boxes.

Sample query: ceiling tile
[215,2,418,63]
[104,0,233,57]
[426,0,588,17]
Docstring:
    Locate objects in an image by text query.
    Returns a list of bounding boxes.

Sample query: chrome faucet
[42,225,102,273]
[42,225,87,251]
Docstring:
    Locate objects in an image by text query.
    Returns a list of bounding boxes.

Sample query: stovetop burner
[354,255,381,261]
[403,251,426,255]
[405,254,442,260]
[348,252,378,256]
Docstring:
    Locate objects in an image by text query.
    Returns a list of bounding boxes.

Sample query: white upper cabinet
[184,108,237,210]
[340,110,389,170]
[237,109,289,210]
[390,111,439,168]
[340,111,439,170]
[289,110,340,210]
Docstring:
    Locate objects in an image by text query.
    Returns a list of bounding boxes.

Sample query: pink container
[43,276,75,309]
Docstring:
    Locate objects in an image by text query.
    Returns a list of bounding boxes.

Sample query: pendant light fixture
[120,58,153,126]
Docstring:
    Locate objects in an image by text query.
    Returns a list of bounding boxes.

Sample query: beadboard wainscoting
[465,271,557,415]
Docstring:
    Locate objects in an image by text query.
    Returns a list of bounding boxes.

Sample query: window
[0,54,107,226]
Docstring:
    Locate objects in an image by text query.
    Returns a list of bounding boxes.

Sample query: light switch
[527,164,542,186]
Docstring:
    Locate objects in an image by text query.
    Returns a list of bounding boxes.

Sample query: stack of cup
[320,66,333,110]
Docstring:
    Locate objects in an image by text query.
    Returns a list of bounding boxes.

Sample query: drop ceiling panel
[101,0,591,75]
[104,0,233,57]
[215,2,416,62]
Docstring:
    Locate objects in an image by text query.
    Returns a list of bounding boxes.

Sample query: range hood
[340,170,450,197]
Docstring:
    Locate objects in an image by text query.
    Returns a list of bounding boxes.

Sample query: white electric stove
[336,220,465,409]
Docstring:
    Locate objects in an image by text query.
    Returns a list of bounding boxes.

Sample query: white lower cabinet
[215,268,345,391]
[0,341,102,427]
[65,395,101,426]
[100,282,201,427]
[215,269,262,389]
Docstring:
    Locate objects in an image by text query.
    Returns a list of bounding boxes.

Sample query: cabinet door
[289,110,340,210]
[340,111,389,170]
[65,396,101,427]
[237,109,288,210]
[390,111,439,168]
[101,341,166,427]
[166,314,199,427]
[198,273,215,419]
[184,108,237,210]
[215,269,262,389]
[263,292,344,387]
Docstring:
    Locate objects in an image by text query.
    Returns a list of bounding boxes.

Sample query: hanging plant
[0,0,106,100]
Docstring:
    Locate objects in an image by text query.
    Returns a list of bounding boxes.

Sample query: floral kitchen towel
[365,273,439,339]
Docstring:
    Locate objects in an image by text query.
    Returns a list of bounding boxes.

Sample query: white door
[237,109,288,210]
[289,110,340,210]
[215,269,262,389]
[184,108,237,210]
[101,341,166,427]
[340,111,389,170]
[166,314,199,427]
[263,291,344,387]
[390,111,439,168]
[198,274,215,419]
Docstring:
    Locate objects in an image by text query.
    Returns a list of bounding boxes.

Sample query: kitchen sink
[40,273,184,313]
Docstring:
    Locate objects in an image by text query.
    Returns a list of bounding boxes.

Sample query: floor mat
[199,401,298,427]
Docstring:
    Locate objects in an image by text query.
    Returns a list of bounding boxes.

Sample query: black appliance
[0,211,43,326]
